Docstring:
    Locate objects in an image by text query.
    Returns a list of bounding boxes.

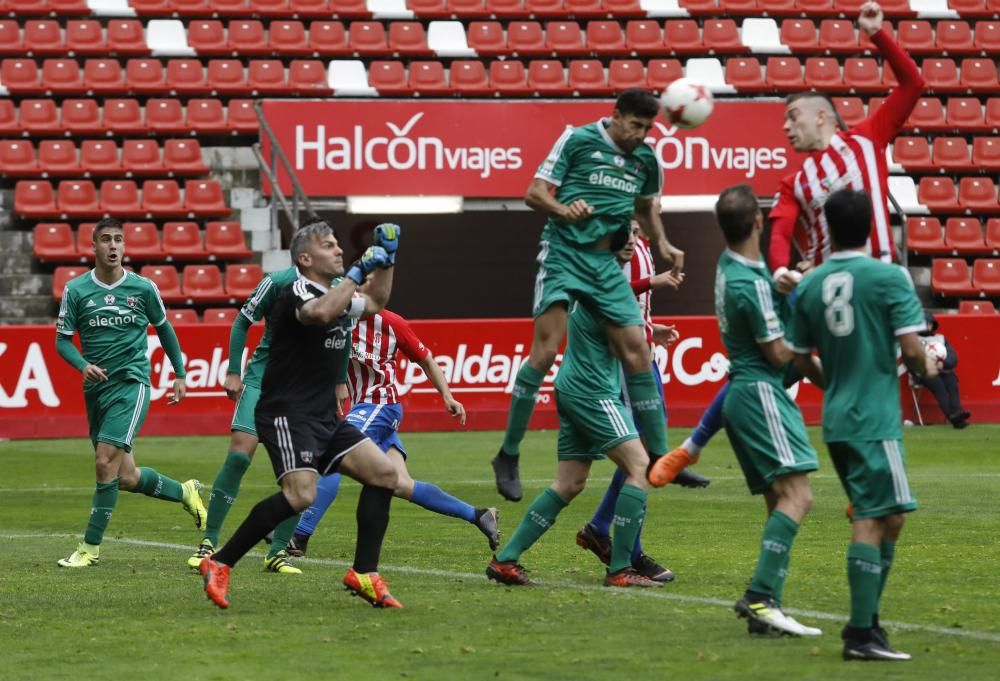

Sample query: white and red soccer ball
[660,78,715,130]
[923,339,947,363]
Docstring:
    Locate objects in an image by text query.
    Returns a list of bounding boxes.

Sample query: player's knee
[116,469,138,491]
[882,512,906,534]
[370,465,399,491]
[283,487,315,512]
[553,477,586,500]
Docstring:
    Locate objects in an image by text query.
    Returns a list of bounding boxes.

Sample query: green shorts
[84,380,150,453]
[827,440,918,520]
[556,390,638,461]
[532,237,643,327]
[722,380,818,495]
[231,383,260,436]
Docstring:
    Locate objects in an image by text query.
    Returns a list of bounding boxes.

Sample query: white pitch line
[14,533,999,644]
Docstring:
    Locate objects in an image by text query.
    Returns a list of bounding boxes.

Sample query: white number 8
[822,272,854,336]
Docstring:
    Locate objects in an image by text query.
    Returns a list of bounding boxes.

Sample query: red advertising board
[2,316,997,440]
[260,100,802,199]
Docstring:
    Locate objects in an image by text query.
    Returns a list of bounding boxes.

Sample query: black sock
[214,492,296,567]
[353,486,393,573]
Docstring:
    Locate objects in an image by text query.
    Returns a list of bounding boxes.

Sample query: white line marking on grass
[12,533,998,644]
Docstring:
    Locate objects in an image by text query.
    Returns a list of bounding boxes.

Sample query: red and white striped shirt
[348,309,430,405]
[769,28,924,271]
[624,236,656,345]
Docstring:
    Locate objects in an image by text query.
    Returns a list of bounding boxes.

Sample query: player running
[55,217,205,567]
[492,88,685,502]
[786,188,935,661]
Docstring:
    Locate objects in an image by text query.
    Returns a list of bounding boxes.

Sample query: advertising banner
[260,100,801,199]
[1,316,997,439]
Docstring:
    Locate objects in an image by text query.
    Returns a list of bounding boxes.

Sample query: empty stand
[931,258,976,296]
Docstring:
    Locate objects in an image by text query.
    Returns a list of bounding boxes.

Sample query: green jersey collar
[725,249,766,269]
[90,269,128,290]
[596,118,626,155]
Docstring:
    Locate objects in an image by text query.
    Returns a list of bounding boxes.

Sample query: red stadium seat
[804,57,844,90]
[703,19,742,52]
[24,20,65,55]
[546,22,587,57]
[678,0,717,13]
[937,20,975,53]
[918,177,959,211]
[388,22,431,55]
[225,264,264,301]
[568,59,610,95]
[1,59,42,94]
[167,308,200,324]
[922,59,961,93]
[960,58,999,91]
[18,99,60,134]
[562,0,602,16]
[450,60,490,95]
[467,22,507,56]
[187,21,228,55]
[527,60,567,94]
[972,137,1000,171]
[163,139,209,174]
[121,139,163,175]
[82,59,125,94]
[974,21,1000,52]
[0,141,38,176]
[182,265,228,304]
[524,0,566,17]
[38,140,81,175]
[508,22,546,56]
[58,180,101,218]
[725,56,766,92]
[288,60,332,95]
[188,99,230,134]
[126,59,167,93]
[248,60,292,94]
[123,221,165,260]
[818,19,857,52]
[485,0,525,16]
[946,97,986,131]
[100,180,142,217]
[184,180,230,217]
[407,0,449,16]
[0,21,24,56]
[608,59,646,92]
[162,221,207,260]
[948,0,988,17]
[449,0,490,17]
[944,217,987,254]
[647,58,683,91]
[0,100,17,136]
[602,0,643,14]
[489,60,530,95]
[107,20,149,55]
[625,20,664,54]
[102,99,146,135]
[42,59,85,94]
[15,180,58,217]
[932,137,973,171]
[780,19,818,52]
[958,300,996,314]
[53,266,90,299]
[207,59,249,94]
[931,258,975,296]
[587,21,627,56]
[140,265,183,304]
[205,221,252,259]
[664,20,702,54]
[907,97,948,131]
[349,21,389,55]
[972,258,1000,295]
[906,217,947,254]
[986,218,1000,252]
[843,58,882,92]
[34,223,77,262]
[249,0,291,16]
[795,0,835,15]
[166,61,211,96]
[142,180,184,217]
[227,99,259,134]
[959,177,999,211]
[408,61,449,95]
[230,20,269,55]
[270,21,310,55]
[765,56,804,91]
[309,21,350,56]
[75,223,96,259]
[369,60,409,95]
[986,98,1000,127]
[202,308,238,323]
[328,0,371,16]
[833,97,865,126]
[720,0,756,10]
[147,98,187,134]
[893,136,933,171]
[897,20,934,54]
[80,140,122,175]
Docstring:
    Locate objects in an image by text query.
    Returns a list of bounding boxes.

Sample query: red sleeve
[631,277,652,295]
[854,28,925,147]
[382,310,431,362]
[767,177,800,271]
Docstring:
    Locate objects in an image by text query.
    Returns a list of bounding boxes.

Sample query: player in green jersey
[54,217,206,567]
[486,298,660,588]
[492,88,685,502]
[713,185,825,637]
[187,217,359,574]
[786,189,936,661]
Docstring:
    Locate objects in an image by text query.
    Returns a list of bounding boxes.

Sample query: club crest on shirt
[613,155,625,167]
[126,296,138,308]
[372,332,382,347]
[104,294,115,305]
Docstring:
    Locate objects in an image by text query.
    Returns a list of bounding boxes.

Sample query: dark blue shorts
[346,402,407,459]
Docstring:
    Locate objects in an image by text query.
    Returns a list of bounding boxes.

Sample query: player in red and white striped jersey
[286,308,500,557]
[769,2,924,293]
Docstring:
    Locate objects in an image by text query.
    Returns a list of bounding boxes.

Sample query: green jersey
[56,270,169,392]
[715,250,786,385]
[536,119,662,248]
[555,301,622,399]
[786,252,925,442]
[237,266,300,388]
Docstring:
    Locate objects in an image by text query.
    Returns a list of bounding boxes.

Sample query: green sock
[267,513,301,558]
[501,363,546,456]
[847,542,882,628]
[83,479,119,545]
[625,371,668,456]
[876,541,896,615]
[609,483,646,573]
[748,510,799,598]
[205,451,252,546]
[495,488,567,563]
[771,548,792,606]
[131,467,183,502]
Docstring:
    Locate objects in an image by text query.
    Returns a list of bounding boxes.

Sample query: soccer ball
[923,339,947,363]
[660,78,715,129]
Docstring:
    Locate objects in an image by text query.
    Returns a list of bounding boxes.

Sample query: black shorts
[255,413,369,482]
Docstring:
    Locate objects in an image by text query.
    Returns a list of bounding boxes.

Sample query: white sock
[682,437,703,456]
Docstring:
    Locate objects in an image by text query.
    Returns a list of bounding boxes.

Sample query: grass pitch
[1,426,998,681]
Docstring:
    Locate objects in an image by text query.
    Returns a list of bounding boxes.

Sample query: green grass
[1,426,998,681]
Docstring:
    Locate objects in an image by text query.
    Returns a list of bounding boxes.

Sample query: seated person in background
[913,312,970,429]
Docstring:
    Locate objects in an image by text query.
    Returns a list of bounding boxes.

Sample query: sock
[501,363,546,456]
[495,488,567,563]
[353,486,393,573]
[631,502,646,564]
[748,510,799,598]
[266,513,301,558]
[204,451,252,546]
[847,542,882,628]
[876,541,896,616]
[690,382,729,450]
[590,468,626,536]
[609,484,646,573]
[214,492,296,567]
[410,481,477,523]
[295,473,342,537]
[83,479,120,545]
[626,371,667,456]
[131,467,183,502]
[771,548,793,606]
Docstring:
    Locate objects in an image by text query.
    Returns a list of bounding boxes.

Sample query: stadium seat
[187,21,227,55]
[944,98,984,132]
[250,0,292,16]
[102,99,146,135]
[758,0,797,13]
[918,177,959,211]
[489,60,530,95]
[141,265,183,304]
[162,221,207,260]
[309,21,350,56]
[972,137,1000,170]
[118,140,161,175]
[123,221,165,260]
[83,59,126,94]
[647,59,683,91]
[0,141,38,176]
[959,177,999,211]
[719,0,756,10]
[100,180,142,217]
[75,223,96,259]
[369,61,409,95]
[958,300,996,314]
[974,21,1000,52]
[508,22,546,57]
[225,264,264,301]
[389,22,431,56]
[450,60,490,95]
[147,98,187,134]
[228,99,258,134]
[328,0,371,16]
[188,99,230,134]
[973,259,1000,295]
[52,266,89,299]
[587,21,627,55]
[142,180,184,217]
[270,21,310,55]
[907,97,947,131]
[0,100,17,135]
[16,180,57,218]
[922,59,961,93]
[944,217,987,254]
[568,60,610,95]
[185,180,230,217]
[960,58,998,91]
[39,140,81,176]
[986,98,1000,127]
[205,221,252,259]
[986,218,1000,252]
[0,21,24,56]
[843,58,882,92]
[725,56,766,92]
[563,0,603,16]
[931,258,975,296]
[202,307,237,323]
[949,0,989,17]
[625,20,664,54]
[248,60,291,94]
[485,0,525,16]
[230,20,269,55]
[58,180,101,218]
[408,61,449,95]
[703,19,741,52]
[818,19,858,52]
[107,20,149,55]
[167,308,200,324]
[546,22,587,56]
[933,137,973,171]
[765,57,804,91]
[163,139,209,175]
[893,136,933,171]
[905,216,947,254]
[79,140,120,175]
[524,0,567,17]
[467,21,507,56]
[288,60,332,95]
[18,100,59,134]
[528,60,567,94]
[206,59,248,94]
[937,20,975,54]
[24,20,66,55]
[609,59,646,92]
[182,264,228,304]
[664,20,702,54]
[408,0,449,16]
[678,0,718,13]
[897,20,934,54]
[833,96,865,126]
[33,223,77,262]
[1,59,42,94]
[350,22,389,55]
[42,59,85,94]
[126,59,168,93]
[449,0,490,17]
[804,57,843,90]
[780,19,818,52]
